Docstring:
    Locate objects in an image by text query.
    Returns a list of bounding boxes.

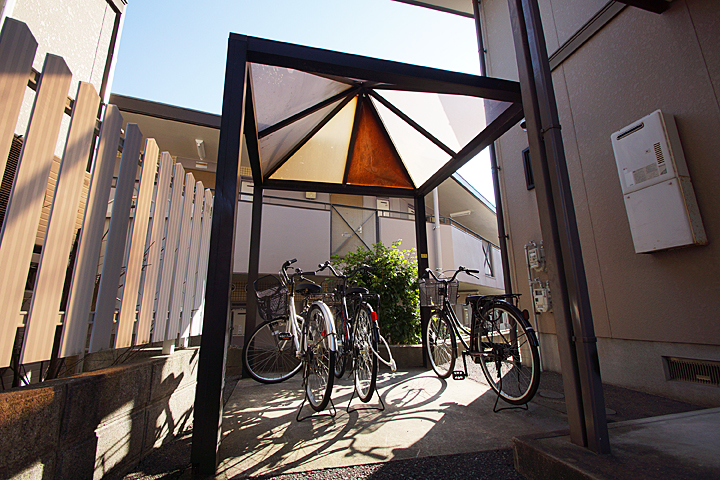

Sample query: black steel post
[243,184,263,358]
[413,195,430,368]
[473,0,513,296]
[191,36,249,474]
[507,0,610,453]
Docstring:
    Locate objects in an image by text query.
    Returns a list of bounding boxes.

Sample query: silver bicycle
[243,258,337,413]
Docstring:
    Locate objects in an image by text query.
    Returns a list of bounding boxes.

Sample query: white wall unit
[611,110,707,253]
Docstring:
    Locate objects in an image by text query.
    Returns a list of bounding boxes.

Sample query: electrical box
[611,110,707,253]
[526,242,545,271]
[532,283,551,313]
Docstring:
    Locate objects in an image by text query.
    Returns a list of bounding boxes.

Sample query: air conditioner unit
[610,110,706,253]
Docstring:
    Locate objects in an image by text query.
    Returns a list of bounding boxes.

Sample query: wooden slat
[179,180,204,340]
[0,55,71,368]
[61,106,123,357]
[166,172,196,342]
[21,82,100,364]
[114,139,159,348]
[0,19,38,183]
[135,152,172,345]
[190,189,213,337]
[34,156,61,245]
[88,124,143,353]
[152,163,185,343]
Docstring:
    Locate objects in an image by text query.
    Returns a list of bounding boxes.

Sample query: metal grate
[665,357,720,387]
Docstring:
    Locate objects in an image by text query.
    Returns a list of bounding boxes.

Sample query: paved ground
[124,366,704,480]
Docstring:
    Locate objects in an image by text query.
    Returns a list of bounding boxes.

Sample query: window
[483,241,494,277]
[522,148,534,190]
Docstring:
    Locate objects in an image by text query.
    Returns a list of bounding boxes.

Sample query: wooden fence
[0,18,214,384]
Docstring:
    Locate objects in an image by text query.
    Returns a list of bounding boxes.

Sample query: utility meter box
[610,110,707,253]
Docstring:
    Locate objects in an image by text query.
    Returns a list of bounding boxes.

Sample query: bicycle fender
[312,301,337,352]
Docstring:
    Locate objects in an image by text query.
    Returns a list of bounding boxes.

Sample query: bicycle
[243,258,337,414]
[421,267,540,408]
[317,261,396,408]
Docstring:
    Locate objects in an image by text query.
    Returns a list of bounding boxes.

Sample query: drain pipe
[432,188,442,273]
[473,0,513,296]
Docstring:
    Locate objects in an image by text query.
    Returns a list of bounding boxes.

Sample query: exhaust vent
[665,357,720,387]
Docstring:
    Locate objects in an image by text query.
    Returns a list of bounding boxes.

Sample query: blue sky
[111,0,495,204]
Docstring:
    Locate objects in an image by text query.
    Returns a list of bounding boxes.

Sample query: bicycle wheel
[304,304,335,411]
[425,309,456,379]
[333,308,346,378]
[353,303,378,402]
[475,301,540,405]
[243,318,302,383]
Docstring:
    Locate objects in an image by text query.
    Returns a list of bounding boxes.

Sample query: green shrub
[335,240,420,345]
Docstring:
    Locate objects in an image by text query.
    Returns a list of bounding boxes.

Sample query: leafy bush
[335,240,420,345]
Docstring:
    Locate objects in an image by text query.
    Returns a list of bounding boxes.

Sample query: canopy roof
[225,35,523,198]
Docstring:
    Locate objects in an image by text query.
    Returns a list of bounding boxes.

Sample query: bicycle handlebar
[317,261,375,280]
[425,266,480,283]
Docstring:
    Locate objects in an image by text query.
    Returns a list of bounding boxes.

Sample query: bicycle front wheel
[304,304,335,411]
[353,303,378,402]
[425,309,456,379]
[243,318,302,383]
[475,301,540,405]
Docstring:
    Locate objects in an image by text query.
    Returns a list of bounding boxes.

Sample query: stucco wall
[482,0,720,399]
[234,201,331,274]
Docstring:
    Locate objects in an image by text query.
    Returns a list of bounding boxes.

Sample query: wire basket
[419,278,459,308]
[254,275,288,321]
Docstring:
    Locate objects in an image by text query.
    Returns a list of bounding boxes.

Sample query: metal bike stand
[346,384,385,414]
[492,391,529,413]
[460,351,529,413]
[296,368,337,422]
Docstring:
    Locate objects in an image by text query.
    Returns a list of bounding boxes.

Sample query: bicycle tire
[333,308,347,378]
[425,309,456,379]
[304,304,335,411]
[243,318,302,384]
[353,303,378,402]
[474,300,540,405]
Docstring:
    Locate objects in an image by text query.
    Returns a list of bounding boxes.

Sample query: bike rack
[296,367,338,422]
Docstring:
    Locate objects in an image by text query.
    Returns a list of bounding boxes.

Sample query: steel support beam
[191,36,248,474]
[508,0,610,454]
[413,195,430,368]
[243,184,263,364]
[473,0,513,296]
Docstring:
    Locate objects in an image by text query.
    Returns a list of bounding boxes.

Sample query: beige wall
[482,0,720,398]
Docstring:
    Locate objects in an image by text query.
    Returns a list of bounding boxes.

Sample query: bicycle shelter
[191,28,609,474]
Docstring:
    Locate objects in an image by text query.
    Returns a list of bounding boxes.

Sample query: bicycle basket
[419,278,459,308]
[253,275,288,321]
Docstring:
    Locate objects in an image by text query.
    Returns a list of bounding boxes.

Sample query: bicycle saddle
[295,283,321,295]
[346,286,369,296]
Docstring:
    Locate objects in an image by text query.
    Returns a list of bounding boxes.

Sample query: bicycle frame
[280,264,337,357]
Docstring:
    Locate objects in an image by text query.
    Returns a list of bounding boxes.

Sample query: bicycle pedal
[452,371,467,380]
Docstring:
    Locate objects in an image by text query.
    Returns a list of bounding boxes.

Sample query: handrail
[239,193,500,249]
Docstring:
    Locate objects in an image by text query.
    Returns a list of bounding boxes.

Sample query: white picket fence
[0,18,214,374]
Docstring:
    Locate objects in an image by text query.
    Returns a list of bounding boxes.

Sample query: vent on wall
[665,357,720,387]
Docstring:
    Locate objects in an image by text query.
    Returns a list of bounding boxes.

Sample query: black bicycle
[422,266,540,406]
[318,261,396,405]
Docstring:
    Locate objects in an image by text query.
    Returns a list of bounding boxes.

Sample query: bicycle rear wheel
[304,304,335,411]
[425,309,456,379]
[244,318,302,383]
[475,301,540,405]
[353,303,378,402]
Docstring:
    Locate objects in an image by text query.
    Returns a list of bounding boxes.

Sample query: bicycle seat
[296,283,321,295]
[346,286,369,296]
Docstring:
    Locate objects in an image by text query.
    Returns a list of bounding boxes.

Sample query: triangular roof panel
[259,99,342,175]
[371,97,452,188]
[250,63,350,131]
[373,90,461,153]
[346,97,413,189]
[270,97,357,184]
